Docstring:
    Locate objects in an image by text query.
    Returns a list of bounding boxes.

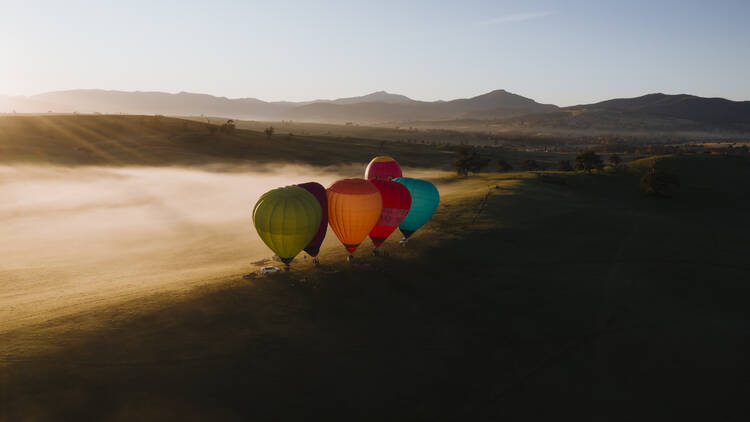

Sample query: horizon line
[2,88,747,108]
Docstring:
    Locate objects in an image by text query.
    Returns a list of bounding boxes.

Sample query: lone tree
[497,159,513,172]
[264,126,275,137]
[519,159,541,171]
[575,150,603,174]
[558,160,574,171]
[220,119,236,134]
[454,146,490,176]
[641,168,680,197]
[608,153,622,167]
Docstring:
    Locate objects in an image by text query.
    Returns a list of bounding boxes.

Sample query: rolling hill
[482,93,750,134]
[0,114,459,167]
[28,90,295,118]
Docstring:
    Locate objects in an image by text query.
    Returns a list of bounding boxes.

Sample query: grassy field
[2,121,749,422]
[0,115,576,170]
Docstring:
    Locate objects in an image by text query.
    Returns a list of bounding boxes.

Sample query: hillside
[570,93,750,124]
[471,93,750,135]
[2,154,749,419]
[327,90,415,105]
[28,90,295,118]
[0,114,461,168]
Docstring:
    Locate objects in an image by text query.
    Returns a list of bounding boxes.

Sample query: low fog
[0,165,354,332]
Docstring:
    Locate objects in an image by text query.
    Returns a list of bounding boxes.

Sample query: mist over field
[0,164,357,332]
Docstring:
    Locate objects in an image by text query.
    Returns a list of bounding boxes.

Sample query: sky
[1,0,749,106]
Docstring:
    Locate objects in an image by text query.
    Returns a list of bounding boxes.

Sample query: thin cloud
[478,12,552,26]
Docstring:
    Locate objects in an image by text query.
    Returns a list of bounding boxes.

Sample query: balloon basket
[399,237,409,246]
[347,254,354,263]
[372,249,380,256]
[312,258,320,266]
[284,263,290,272]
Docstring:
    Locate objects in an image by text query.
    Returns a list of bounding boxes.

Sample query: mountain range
[2,89,748,131]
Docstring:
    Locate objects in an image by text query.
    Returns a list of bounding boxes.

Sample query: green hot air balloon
[252,186,322,268]
[393,177,440,240]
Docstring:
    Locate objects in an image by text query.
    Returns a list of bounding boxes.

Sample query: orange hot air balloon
[327,178,383,254]
[369,180,412,248]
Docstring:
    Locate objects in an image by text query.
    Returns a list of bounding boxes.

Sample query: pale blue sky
[2,0,748,105]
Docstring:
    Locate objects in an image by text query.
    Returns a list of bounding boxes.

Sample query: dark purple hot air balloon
[296,182,328,261]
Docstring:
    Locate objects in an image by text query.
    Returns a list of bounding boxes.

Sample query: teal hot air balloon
[393,177,439,239]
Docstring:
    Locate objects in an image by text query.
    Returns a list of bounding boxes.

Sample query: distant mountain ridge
[2,89,556,122]
[29,90,293,117]
[280,89,558,122]
[2,90,748,132]
[568,93,750,124]
[328,91,415,105]
[487,93,750,133]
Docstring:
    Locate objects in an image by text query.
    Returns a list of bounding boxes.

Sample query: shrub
[575,150,603,174]
[497,159,513,172]
[519,159,541,171]
[641,168,680,197]
[558,160,574,171]
[219,119,236,134]
[454,146,490,176]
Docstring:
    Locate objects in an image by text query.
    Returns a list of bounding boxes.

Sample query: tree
[497,159,513,172]
[454,146,490,176]
[264,126,275,137]
[641,168,680,197]
[220,119,236,134]
[558,160,574,171]
[575,150,603,174]
[608,153,622,167]
[519,159,541,171]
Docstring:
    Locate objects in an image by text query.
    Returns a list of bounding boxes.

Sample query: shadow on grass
[2,156,750,421]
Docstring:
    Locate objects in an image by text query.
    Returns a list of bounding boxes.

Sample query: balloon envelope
[368,180,412,247]
[252,185,322,264]
[296,182,328,257]
[393,177,440,239]
[327,178,382,253]
[365,156,402,181]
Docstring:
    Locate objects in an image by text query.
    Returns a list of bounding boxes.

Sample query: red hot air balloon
[368,180,412,248]
[365,156,402,181]
[296,182,328,262]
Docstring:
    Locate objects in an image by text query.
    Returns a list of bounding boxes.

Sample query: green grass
[2,153,749,420]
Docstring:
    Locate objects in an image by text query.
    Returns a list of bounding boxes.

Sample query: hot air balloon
[365,156,402,181]
[252,185,322,269]
[393,177,439,240]
[368,180,411,249]
[296,182,328,263]
[326,178,382,257]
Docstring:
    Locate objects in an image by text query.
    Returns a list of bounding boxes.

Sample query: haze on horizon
[2,0,749,106]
